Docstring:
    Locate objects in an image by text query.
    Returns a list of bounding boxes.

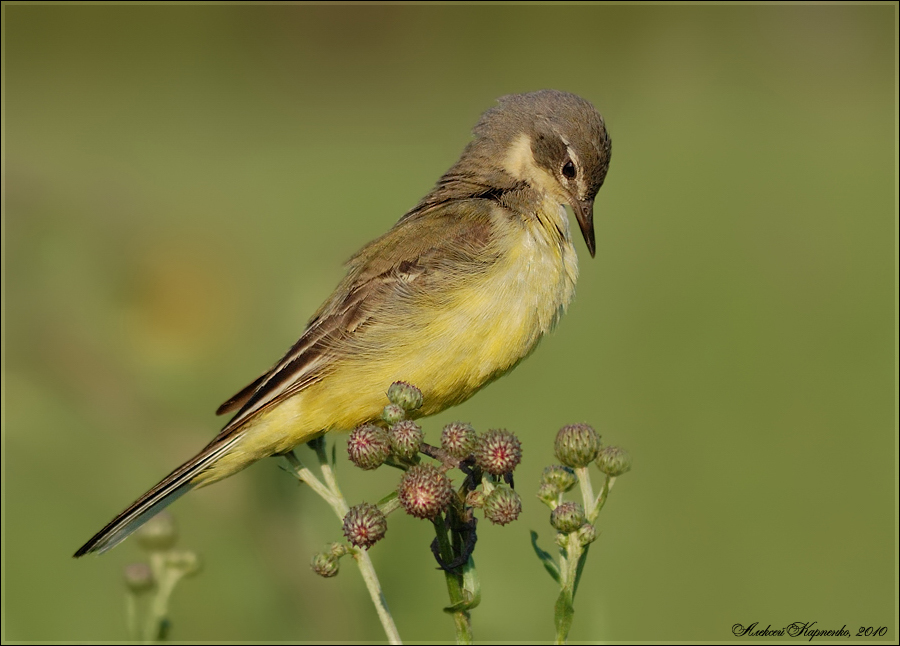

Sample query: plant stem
[353,547,402,645]
[284,452,343,511]
[554,534,584,645]
[312,440,348,514]
[144,552,178,642]
[285,448,402,645]
[554,466,607,643]
[592,475,616,519]
[125,592,139,641]
[575,467,596,518]
[431,514,474,644]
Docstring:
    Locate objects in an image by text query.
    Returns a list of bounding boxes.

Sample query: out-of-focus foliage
[3,5,894,641]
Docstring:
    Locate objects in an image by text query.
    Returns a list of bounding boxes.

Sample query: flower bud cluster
[326,381,524,576]
[549,502,596,546]
[540,423,632,544]
[394,420,523,524]
[348,382,427,470]
[124,512,201,601]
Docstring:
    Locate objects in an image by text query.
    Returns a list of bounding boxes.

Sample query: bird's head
[474,90,612,257]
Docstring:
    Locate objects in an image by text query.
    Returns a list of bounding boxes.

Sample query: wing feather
[213,200,499,440]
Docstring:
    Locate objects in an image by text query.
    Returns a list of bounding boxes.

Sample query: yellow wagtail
[75,89,612,556]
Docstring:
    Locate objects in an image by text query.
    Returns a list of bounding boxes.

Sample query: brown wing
[211,200,498,443]
[215,375,266,416]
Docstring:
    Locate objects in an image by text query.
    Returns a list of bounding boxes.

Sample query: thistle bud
[387,381,424,412]
[482,486,522,526]
[381,403,406,426]
[311,552,340,578]
[537,482,559,508]
[327,542,348,558]
[123,563,154,593]
[398,464,453,519]
[347,424,391,470]
[465,489,486,509]
[342,502,388,549]
[475,429,522,476]
[441,422,477,458]
[165,550,201,577]
[554,424,601,468]
[390,420,423,460]
[596,446,632,477]
[136,511,178,552]
[576,523,597,546]
[540,465,577,494]
[551,501,586,534]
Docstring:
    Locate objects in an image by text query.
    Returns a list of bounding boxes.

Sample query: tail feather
[74,438,240,557]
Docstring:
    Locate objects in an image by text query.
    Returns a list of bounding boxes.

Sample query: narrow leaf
[554,588,575,643]
[573,544,590,597]
[461,556,481,611]
[530,531,561,584]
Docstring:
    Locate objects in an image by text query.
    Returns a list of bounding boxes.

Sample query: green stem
[575,467,596,518]
[555,466,611,643]
[432,514,474,644]
[554,536,584,645]
[125,592,139,641]
[285,448,401,645]
[352,547,403,645]
[312,440,348,515]
[284,452,344,513]
[377,492,402,516]
[591,475,615,520]
[143,553,180,642]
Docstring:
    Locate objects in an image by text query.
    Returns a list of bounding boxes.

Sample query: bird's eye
[562,160,576,179]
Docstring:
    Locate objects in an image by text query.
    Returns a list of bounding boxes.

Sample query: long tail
[73,437,241,557]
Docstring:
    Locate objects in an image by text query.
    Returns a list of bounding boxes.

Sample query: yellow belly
[196,205,579,484]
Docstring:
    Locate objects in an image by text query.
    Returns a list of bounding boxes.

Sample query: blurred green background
[3,4,896,642]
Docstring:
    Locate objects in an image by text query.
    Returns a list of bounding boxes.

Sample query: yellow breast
[197,199,579,483]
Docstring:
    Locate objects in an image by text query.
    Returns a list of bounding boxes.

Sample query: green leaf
[442,556,481,613]
[443,598,472,613]
[554,588,574,643]
[461,556,481,611]
[376,491,399,506]
[573,544,590,597]
[530,531,561,584]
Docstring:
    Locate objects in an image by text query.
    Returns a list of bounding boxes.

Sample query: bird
[74,89,612,557]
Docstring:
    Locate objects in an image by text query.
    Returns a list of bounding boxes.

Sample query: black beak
[572,198,596,258]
